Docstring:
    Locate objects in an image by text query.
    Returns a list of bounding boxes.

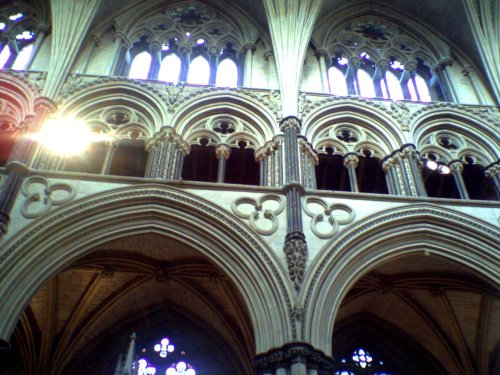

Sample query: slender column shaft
[208,47,219,85]
[433,59,457,102]
[243,44,255,87]
[78,35,100,74]
[291,361,307,375]
[315,49,329,93]
[216,144,230,183]
[100,142,116,175]
[344,153,359,192]
[462,66,488,105]
[450,161,470,199]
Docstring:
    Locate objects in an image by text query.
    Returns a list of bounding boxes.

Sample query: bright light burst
[35,117,105,156]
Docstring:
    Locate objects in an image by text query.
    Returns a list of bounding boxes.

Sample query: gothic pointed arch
[0,184,294,354]
[302,204,499,354]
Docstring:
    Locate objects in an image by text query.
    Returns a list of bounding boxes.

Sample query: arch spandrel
[0,184,294,352]
[300,203,500,354]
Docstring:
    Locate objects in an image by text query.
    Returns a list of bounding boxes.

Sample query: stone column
[432,58,457,102]
[178,45,191,82]
[0,97,57,235]
[343,153,359,192]
[109,31,131,76]
[299,137,318,190]
[346,57,360,95]
[145,127,188,180]
[315,48,330,93]
[148,41,162,79]
[485,162,500,199]
[215,144,230,183]
[100,139,117,175]
[462,65,488,105]
[381,146,424,197]
[373,59,388,98]
[208,46,219,85]
[450,160,470,199]
[401,60,417,100]
[256,135,285,187]
[254,343,335,375]
[280,116,308,291]
[401,144,427,197]
[264,50,278,89]
[241,43,256,87]
[77,34,100,74]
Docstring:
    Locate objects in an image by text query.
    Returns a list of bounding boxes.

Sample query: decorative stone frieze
[231,194,285,235]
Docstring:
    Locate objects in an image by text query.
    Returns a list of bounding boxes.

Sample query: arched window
[357,69,376,98]
[382,71,404,100]
[11,43,33,70]
[0,44,11,69]
[158,53,181,83]
[187,56,210,85]
[407,74,431,102]
[329,66,348,96]
[216,58,238,87]
[225,141,259,185]
[128,51,152,79]
[315,148,351,191]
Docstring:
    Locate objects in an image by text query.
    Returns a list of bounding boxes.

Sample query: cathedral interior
[0,0,499,374]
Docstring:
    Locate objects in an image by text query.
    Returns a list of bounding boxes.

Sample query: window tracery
[334,347,393,375]
[0,4,44,71]
[321,17,445,101]
[123,3,248,86]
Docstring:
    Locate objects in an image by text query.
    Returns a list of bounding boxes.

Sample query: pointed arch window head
[12,43,33,70]
[357,69,376,98]
[128,51,152,80]
[407,74,431,102]
[328,66,348,96]
[216,58,238,87]
[158,53,181,83]
[0,44,11,69]
[382,70,404,100]
[187,56,210,85]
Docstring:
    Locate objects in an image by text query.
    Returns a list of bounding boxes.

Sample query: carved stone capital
[315,48,329,60]
[449,160,464,172]
[348,56,361,68]
[34,96,58,113]
[375,59,389,72]
[241,42,256,54]
[485,162,499,177]
[149,40,162,54]
[90,34,101,47]
[283,231,308,291]
[279,116,301,132]
[208,45,220,56]
[461,65,474,76]
[404,60,417,73]
[113,31,131,48]
[343,153,359,168]
[215,144,231,160]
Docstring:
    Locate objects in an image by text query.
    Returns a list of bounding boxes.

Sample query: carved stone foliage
[164,82,185,112]
[7,71,47,95]
[21,176,76,219]
[231,194,285,235]
[284,231,308,291]
[303,197,355,239]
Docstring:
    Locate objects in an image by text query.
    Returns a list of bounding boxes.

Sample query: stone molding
[231,194,285,235]
[255,342,335,375]
[283,231,308,291]
[303,197,355,239]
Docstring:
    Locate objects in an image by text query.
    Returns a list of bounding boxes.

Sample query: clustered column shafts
[485,161,500,199]
[0,97,57,236]
[343,153,359,193]
[215,144,231,183]
[298,137,318,190]
[255,135,285,187]
[382,144,426,197]
[450,160,470,200]
[145,127,189,180]
[280,116,308,291]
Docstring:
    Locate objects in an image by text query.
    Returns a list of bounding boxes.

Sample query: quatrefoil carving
[303,197,355,239]
[231,194,285,235]
[21,176,76,219]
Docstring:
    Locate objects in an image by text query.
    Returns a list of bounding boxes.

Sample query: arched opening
[328,66,348,96]
[422,160,459,198]
[2,233,255,374]
[187,56,210,85]
[382,70,404,101]
[158,53,181,83]
[356,69,375,98]
[331,254,499,375]
[62,140,108,174]
[129,51,152,80]
[225,140,259,185]
[108,139,148,177]
[461,158,497,200]
[11,43,33,70]
[355,151,388,194]
[407,73,431,102]
[216,58,238,88]
[315,147,351,191]
[181,139,218,182]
